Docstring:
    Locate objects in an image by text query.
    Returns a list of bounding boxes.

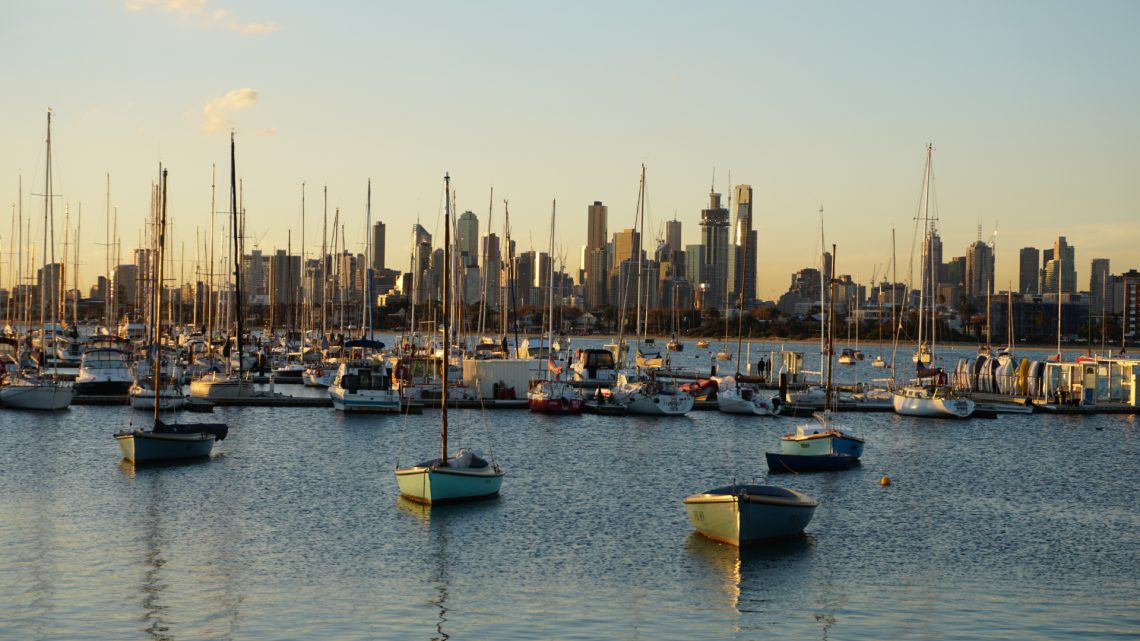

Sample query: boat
[666,336,683,352]
[114,167,229,464]
[0,111,72,411]
[189,132,255,401]
[714,228,778,417]
[635,338,664,369]
[772,248,866,469]
[714,375,779,415]
[695,340,710,349]
[892,145,974,419]
[329,340,401,412]
[683,484,818,546]
[395,173,504,505]
[871,355,888,368]
[608,166,694,417]
[74,346,134,395]
[527,200,584,415]
[837,347,857,365]
[570,348,618,385]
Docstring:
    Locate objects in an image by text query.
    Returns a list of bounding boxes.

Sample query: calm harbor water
[1,339,1138,640]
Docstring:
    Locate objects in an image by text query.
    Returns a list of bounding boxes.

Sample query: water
[2,339,1138,640]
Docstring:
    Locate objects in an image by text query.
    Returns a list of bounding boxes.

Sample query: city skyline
[1,1,1138,299]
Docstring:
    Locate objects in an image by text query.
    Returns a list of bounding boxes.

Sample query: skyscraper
[371,221,385,270]
[726,184,757,307]
[699,191,730,310]
[1042,236,1076,294]
[1019,247,1039,294]
[965,240,994,301]
[457,210,479,268]
[1090,258,1110,312]
[664,218,682,253]
[586,201,608,304]
[922,229,943,296]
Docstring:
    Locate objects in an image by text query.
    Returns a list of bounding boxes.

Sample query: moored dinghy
[395,173,504,505]
[684,484,818,546]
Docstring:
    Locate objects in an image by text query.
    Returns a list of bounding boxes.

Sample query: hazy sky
[2,0,1138,299]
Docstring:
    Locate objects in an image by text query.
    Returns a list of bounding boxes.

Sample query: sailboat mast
[733,199,749,371]
[827,244,837,412]
[230,133,244,379]
[154,168,168,425]
[632,165,646,362]
[546,199,556,381]
[365,179,373,340]
[479,187,493,339]
[441,173,451,463]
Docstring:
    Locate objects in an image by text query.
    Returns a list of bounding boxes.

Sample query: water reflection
[140,471,172,641]
[685,532,817,634]
[393,499,455,641]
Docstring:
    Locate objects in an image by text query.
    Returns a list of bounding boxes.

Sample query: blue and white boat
[683,484,818,546]
[779,412,864,458]
[395,173,504,505]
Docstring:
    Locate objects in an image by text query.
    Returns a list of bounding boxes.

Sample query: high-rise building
[726,184,757,307]
[457,211,479,268]
[965,241,994,301]
[481,233,501,310]
[585,201,608,294]
[664,218,682,253]
[586,248,608,309]
[371,222,386,271]
[1042,236,1077,294]
[699,191,730,310]
[922,229,942,297]
[1019,247,1039,294]
[1090,258,1110,312]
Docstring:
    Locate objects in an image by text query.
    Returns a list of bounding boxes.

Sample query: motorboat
[74,347,134,395]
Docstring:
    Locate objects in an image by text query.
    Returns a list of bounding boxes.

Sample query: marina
[1,370,1136,640]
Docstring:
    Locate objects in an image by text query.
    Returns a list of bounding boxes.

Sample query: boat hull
[683,485,817,546]
[74,380,133,395]
[717,391,778,416]
[115,431,215,463]
[129,389,188,411]
[892,390,975,418]
[528,397,584,414]
[395,464,504,504]
[189,376,255,400]
[0,383,73,410]
[329,387,402,412]
[766,452,859,473]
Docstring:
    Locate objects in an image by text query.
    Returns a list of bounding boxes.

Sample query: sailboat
[609,166,694,417]
[328,181,402,413]
[1,111,73,411]
[768,244,864,472]
[715,217,778,416]
[528,200,583,414]
[395,173,504,505]
[189,132,254,400]
[892,145,974,419]
[115,168,228,464]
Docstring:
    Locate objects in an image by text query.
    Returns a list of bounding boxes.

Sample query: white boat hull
[614,385,694,416]
[716,390,778,416]
[189,375,254,400]
[0,382,73,410]
[329,386,401,412]
[892,389,974,418]
[115,431,215,463]
[129,387,188,411]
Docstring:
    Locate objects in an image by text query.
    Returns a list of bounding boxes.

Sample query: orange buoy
[880,476,892,486]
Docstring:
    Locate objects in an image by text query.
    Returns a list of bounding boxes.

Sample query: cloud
[202,88,259,133]
[124,0,278,34]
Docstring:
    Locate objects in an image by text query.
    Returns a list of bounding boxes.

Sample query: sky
[1,0,1138,300]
